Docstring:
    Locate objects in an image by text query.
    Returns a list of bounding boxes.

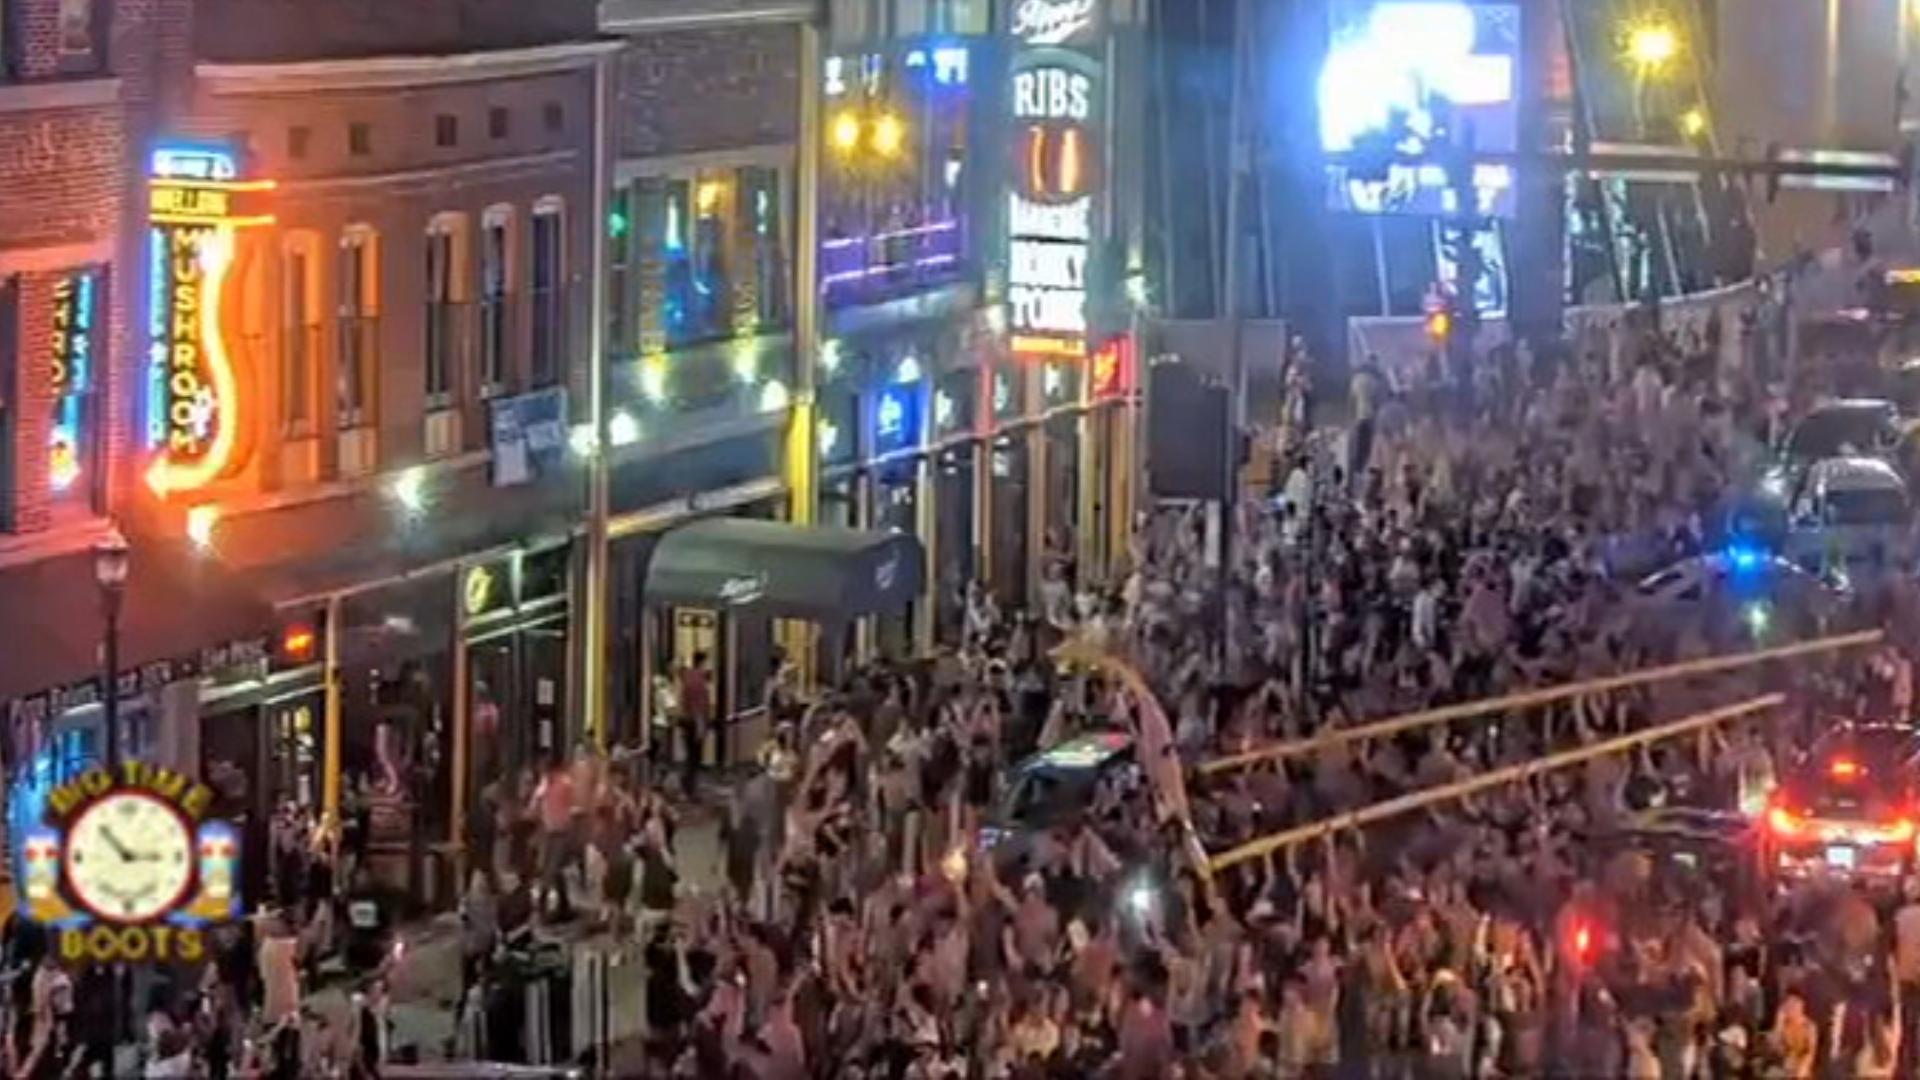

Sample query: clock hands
[100,826,136,861]
[100,827,158,863]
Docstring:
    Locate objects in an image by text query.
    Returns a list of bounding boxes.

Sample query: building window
[741,166,788,328]
[348,122,371,157]
[479,207,512,393]
[54,0,101,74]
[609,184,632,354]
[424,215,465,407]
[434,114,458,148]
[658,173,732,345]
[288,126,311,160]
[543,102,564,133]
[529,200,564,388]
[489,107,510,139]
[336,227,379,429]
[46,267,100,514]
[281,236,320,435]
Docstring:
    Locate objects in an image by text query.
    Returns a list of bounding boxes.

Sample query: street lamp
[92,526,129,769]
[90,524,128,1076]
[1626,22,1679,71]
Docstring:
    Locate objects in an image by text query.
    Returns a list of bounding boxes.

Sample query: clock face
[64,791,195,923]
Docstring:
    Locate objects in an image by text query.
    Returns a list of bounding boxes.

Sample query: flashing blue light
[1725,545,1766,573]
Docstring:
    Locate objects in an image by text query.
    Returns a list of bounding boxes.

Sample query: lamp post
[90,524,128,1072]
[93,526,129,769]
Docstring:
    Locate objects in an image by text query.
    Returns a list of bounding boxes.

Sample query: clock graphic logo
[62,790,196,924]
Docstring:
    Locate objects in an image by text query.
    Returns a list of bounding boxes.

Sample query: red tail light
[1830,757,1865,780]
[1888,817,1916,844]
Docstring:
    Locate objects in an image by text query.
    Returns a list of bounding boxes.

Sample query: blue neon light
[150,144,238,181]
[146,228,172,449]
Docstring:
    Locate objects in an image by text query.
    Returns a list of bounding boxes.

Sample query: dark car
[1765,723,1920,881]
[978,730,1140,869]
[1782,398,1902,464]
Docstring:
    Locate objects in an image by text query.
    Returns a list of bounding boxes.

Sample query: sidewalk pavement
[307,811,727,1062]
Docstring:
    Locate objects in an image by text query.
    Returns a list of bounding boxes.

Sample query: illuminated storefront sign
[144,144,275,497]
[1010,0,1103,48]
[1005,31,1104,360]
[875,383,922,454]
[21,760,240,965]
[47,269,98,494]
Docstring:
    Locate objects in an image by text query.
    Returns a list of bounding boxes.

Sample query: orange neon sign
[144,154,274,498]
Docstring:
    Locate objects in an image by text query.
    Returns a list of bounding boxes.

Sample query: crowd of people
[13,287,1920,1079]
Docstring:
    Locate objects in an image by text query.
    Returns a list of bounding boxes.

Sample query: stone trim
[0,77,119,115]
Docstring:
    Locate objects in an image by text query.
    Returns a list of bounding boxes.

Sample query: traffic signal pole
[1207,693,1783,873]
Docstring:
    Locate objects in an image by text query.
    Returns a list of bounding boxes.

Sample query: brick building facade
[0,0,613,903]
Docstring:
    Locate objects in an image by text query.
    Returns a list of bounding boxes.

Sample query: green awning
[644,518,924,619]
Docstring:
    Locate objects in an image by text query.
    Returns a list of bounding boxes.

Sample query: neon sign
[47,269,97,494]
[144,144,274,497]
[22,760,240,966]
[1004,18,1104,361]
[1010,0,1101,47]
[875,383,921,454]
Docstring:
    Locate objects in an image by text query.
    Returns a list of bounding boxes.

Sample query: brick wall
[179,64,597,485]
[615,25,801,159]
[0,108,122,251]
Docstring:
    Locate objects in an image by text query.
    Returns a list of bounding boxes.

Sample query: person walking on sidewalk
[677,651,714,793]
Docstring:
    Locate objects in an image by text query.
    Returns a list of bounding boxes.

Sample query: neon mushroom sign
[143,145,275,497]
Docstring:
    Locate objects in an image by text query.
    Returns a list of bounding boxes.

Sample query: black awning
[0,535,275,705]
[644,519,924,619]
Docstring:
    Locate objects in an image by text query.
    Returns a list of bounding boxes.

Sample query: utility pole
[782,18,824,684]
[1217,0,1252,671]
[582,50,614,748]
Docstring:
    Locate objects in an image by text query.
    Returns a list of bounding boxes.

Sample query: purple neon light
[821,217,964,297]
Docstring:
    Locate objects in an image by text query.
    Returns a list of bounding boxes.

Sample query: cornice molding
[196,40,623,96]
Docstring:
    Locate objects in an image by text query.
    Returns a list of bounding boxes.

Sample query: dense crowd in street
[16,290,1920,1078]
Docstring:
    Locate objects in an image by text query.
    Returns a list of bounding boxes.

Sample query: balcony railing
[821,217,967,307]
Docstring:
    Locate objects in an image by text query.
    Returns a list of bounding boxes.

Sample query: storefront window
[1045,413,1080,581]
[521,544,570,604]
[990,437,1028,608]
[934,367,975,440]
[739,166,788,329]
[661,178,726,345]
[934,446,976,644]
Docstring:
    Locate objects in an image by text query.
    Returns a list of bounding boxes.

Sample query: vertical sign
[47,269,97,496]
[1005,0,1106,361]
[145,145,275,497]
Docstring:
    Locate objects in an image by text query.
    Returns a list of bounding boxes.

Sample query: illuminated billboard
[1004,1,1106,361]
[144,144,275,498]
[1320,0,1519,217]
